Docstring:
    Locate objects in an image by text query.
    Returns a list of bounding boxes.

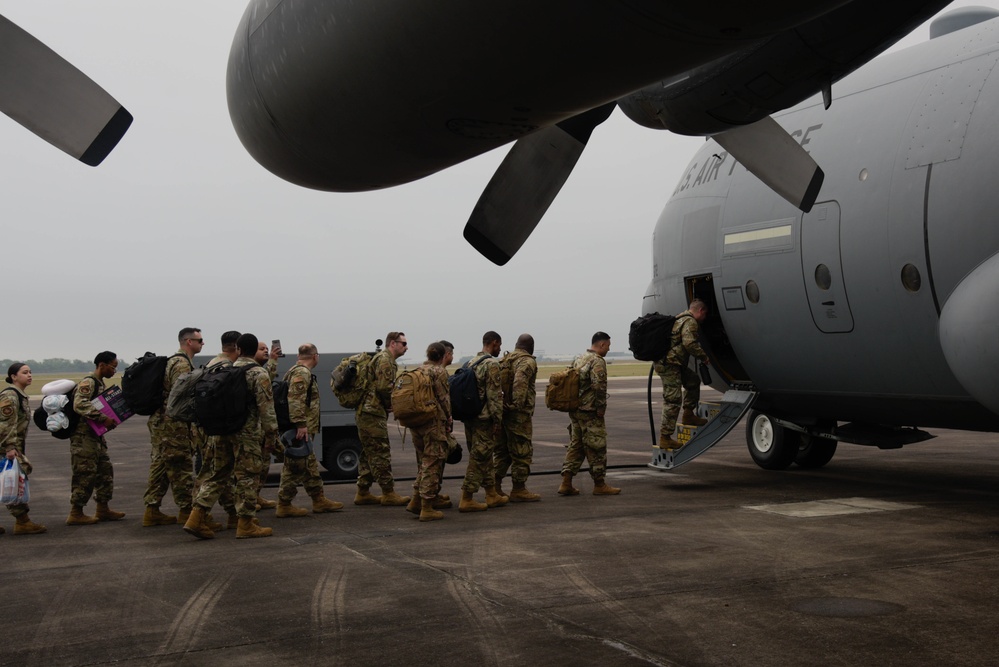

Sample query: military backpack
[121,352,189,416]
[273,368,315,433]
[544,365,580,412]
[391,367,437,428]
[448,355,490,422]
[628,312,678,362]
[330,352,375,409]
[165,367,206,422]
[194,363,253,436]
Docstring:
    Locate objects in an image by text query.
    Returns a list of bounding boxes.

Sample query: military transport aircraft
[0,14,131,166]
[226,0,954,265]
[645,6,999,471]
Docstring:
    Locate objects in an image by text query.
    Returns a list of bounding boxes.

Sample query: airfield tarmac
[6,376,999,666]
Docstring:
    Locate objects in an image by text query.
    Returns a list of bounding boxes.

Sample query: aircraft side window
[746,280,760,304]
[814,264,832,291]
[901,264,922,293]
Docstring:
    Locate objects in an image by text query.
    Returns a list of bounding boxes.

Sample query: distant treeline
[1,358,105,373]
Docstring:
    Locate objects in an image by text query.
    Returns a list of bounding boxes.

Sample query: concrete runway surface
[5,377,999,666]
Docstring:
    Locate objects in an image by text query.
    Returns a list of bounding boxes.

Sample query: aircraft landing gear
[746,410,799,470]
[794,434,837,469]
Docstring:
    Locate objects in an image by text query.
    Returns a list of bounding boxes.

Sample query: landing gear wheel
[746,410,799,470]
[322,438,362,480]
[794,435,837,469]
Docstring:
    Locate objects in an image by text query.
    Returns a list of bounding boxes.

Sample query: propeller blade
[0,15,132,166]
[713,115,823,212]
[464,103,615,265]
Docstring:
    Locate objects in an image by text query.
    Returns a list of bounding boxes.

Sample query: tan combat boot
[557,473,579,496]
[276,501,309,518]
[311,493,344,513]
[660,435,682,450]
[354,486,383,506]
[419,498,444,522]
[236,516,273,538]
[205,513,224,531]
[95,502,125,521]
[226,512,239,530]
[509,481,541,503]
[182,507,216,540]
[256,495,277,510]
[380,488,411,506]
[405,495,421,515]
[142,505,177,527]
[458,490,487,513]
[432,496,453,510]
[14,514,46,535]
[176,507,191,524]
[66,506,99,526]
[484,486,508,508]
[592,479,622,495]
[681,409,708,427]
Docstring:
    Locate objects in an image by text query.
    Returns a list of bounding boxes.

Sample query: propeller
[712,115,823,213]
[463,102,615,266]
[0,15,132,166]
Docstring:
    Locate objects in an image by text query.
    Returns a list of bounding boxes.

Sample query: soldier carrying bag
[545,366,581,412]
[391,368,437,428]
[628,313,677,362]
[449,355,491,422]
[121,352,189,416]
[165,367,206,422]
[331,352,375,409]
[194,364,253,436]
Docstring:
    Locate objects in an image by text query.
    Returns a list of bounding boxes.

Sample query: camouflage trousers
[69,432,114,507]
[411,422,447,499]
[461,418,498,493]
[6,448,30,518]
[658,363,700,438]
[562,411,608,481]
[278,451,323,503]
[356,411,395,491]
[495,410,534,485]
[194,434,263,518]
[143,416,195,510]
[257,458,271,495]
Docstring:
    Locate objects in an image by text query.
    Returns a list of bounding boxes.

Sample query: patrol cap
[280,429,313,458]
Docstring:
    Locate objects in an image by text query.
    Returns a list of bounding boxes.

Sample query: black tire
[794,435,837,469]
[746,410,800,470]
[322,438,362,480]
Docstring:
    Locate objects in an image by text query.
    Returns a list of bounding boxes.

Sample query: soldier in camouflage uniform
[655,299,711,450]
[1,363,46,535]
[275,344,343,517]
[459,331,507,512]
[495,334,541,502]
[354,331,410,507]
[558,332,621,496]
[142,328,203,527]
[67,351,126,525]
[253,340,280,511]
[405,342,452,522]
[183,333,276,539]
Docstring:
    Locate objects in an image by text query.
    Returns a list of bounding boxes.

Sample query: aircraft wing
[0,15,132,166]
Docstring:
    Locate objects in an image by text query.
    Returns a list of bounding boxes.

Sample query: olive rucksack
[448,355,491,422]
[194,363,253,436]
[544,366,580,412]
[391,367,437,428]
[121,352,188,415]
[330,352,375,409]
[628,313,678,362]
[165,367,206,422]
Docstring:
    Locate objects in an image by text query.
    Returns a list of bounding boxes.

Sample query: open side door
[649,389,758,470]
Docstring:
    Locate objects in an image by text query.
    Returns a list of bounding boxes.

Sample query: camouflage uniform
[277,364,323,503]
[460,352,502,494]
[193,359,278,518]
[143,350,196,510]
[0,386,32,518]
[411,364,451,500]
[355,349,398,491]
[70,374,115,507]
[257,357,279,495]
[654,311,709,439]
[495,349,537,485]
[561,351,609,481]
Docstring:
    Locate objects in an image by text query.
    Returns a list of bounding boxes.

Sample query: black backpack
[273,370,315,434]
[194,363,253,436]
[121,352,188,416]
[32,385,81,439]
[449,355,491,422]
[628,313,678,362]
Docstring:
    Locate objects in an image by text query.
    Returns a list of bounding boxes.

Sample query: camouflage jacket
[502,349,537,415]
[0,386,29,454]
[422,362,452,423]
[361,350,397,417]
[152,349,194,422]
[574,350,607,413]
[470,351,503,423]
[73,373,106,437]
[284,363,320,435]
[664,311,708,367]
[234,357,279,445]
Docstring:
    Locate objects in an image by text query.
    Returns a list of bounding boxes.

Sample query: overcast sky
[0,1,991,364]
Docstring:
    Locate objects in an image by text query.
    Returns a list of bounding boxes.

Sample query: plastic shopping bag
[0,458,28,505]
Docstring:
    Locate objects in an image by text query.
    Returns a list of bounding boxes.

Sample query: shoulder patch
[0,404,14,419]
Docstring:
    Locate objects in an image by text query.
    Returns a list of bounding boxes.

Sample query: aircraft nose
[939,251,999,416]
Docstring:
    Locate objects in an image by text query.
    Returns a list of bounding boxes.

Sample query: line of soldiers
[1,325,633,537]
